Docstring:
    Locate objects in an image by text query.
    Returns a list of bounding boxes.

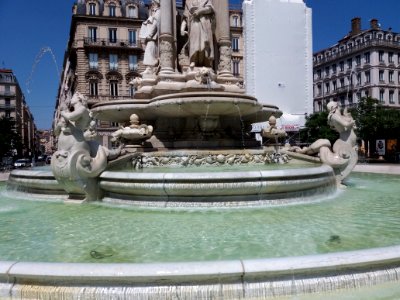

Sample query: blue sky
[0,0,399,129]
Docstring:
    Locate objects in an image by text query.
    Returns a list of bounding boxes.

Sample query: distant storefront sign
[282,124,301,132]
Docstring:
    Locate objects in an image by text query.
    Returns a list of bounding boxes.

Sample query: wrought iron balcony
[84,38,141,49]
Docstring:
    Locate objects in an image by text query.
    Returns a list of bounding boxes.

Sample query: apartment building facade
[0,69,37,158]
[313,18,400,112]
[54,0,245,148]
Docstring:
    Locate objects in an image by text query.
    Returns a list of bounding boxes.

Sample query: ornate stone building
[54,0,245,148]
[313,17,400,112]
[229,4,244,82]
[0,69,37,158]
[54,0,147,148]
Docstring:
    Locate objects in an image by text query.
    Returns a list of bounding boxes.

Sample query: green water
[1,172,400,264]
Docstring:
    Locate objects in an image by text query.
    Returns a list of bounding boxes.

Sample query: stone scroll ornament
[289,100,358,186]
[51,92,123,201]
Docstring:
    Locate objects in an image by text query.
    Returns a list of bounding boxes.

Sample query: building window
[232,16,240,27]
[365,71,370,83]
[356,73,361,85]
[325,82,330,93]
[332,64,337,74]
[109,28,117,43]
[89,3,96,15]
[379,89,385,102]
[348,93,353,104]
[316,69,321,79]
[355,55,361,65]
[332,80,337,91]
[389,71,394,82]
[89,53,98,69]
[4,85,10,94]
[356,92,361,101]
[340,96,345,107]
[127,6,137,18]
[325,67,329,76]
[89,81,98,96]
[129,55,138,71]
[389,90,394,104]
[379,51,384,62]
[389,52,394,63]
[339,61,344,71]
[5,111,11,118]
[340,78,345,87]
[317,101,322,112]
[5,98,11,107]
[109,3,116,17]
[347,58,352,69]
[317,84,322,95]
[109,54,118,70]
[89,27,97,42]
[364,52,370,63]
[110,80,118,97]
[232,37,239,52]
[232,60,240,76]
[128,30,136,45]
[379,70,385,82]
[129,84,136,97]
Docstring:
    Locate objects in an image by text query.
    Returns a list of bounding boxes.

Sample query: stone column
[159,0,175,74]
[213,0,233,78]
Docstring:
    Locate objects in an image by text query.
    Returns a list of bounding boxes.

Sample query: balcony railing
[0,104,16,109]
[314,39,400,66]
[87,95,134,102]
[0,91,15,97]
[84,38,140,48]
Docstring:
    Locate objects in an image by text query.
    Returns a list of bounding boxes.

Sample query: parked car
[14,159,31,168]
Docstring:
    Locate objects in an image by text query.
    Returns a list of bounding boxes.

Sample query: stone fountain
[3,0,399,299]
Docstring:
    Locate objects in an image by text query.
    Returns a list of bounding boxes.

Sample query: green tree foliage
[300,111,338,145]
[350,97,400,140]
[349,97,381,141]
[0,116,22,159]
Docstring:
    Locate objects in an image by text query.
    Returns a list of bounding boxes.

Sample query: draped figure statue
[181,0,216,68]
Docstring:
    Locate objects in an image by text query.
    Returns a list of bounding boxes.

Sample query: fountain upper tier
[91,92,281,123]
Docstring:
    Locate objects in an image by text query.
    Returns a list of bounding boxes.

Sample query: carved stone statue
[261,116,287,140]
[111,114,153,144]
[52,92,123,201]
[140,0,161,74]
[289,101,358,186]
[181,0,215,68]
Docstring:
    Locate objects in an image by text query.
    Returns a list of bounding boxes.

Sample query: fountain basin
[91,92,281,123]
[1,246,400,299]
[2,171,400,298]
[8,164,336,207]
[100,164,336,207]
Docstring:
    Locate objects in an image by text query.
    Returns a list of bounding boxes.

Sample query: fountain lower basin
[8,163,336,207]
[1,172,400,298]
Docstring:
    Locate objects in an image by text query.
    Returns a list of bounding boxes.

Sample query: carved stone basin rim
[91,92,280,122]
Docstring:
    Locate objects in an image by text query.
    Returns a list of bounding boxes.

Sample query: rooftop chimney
[351,17,361,35]
[370,19,380,30]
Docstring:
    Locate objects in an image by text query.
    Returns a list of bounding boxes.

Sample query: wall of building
[243,0,313,133]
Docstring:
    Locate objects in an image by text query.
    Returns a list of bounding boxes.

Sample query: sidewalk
[353,163,400,175]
